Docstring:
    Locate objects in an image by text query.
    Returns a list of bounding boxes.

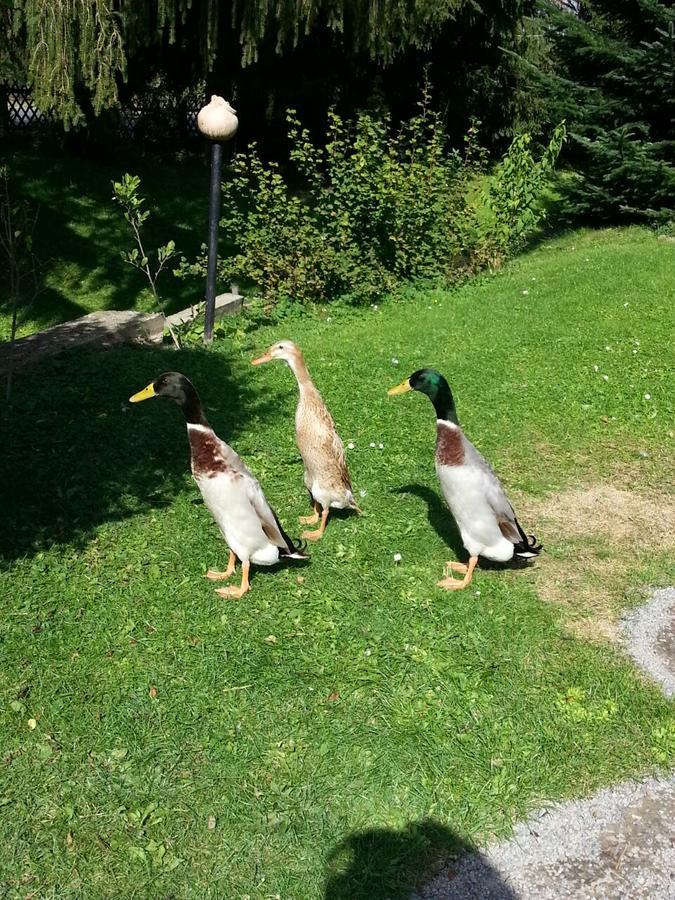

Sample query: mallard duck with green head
[129,372,307,598]
[388,368,541,590]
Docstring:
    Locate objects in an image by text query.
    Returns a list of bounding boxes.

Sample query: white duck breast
[435,422,516,562]
[196,472,281,566]
[188,422,294,566]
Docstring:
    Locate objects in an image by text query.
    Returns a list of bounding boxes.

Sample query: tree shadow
[324,818,517,900]
[1,138,212,330]
[394,484,466,561]
[0,343,277,562]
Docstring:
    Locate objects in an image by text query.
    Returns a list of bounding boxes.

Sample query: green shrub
[178,90,565,309]
[473,123,567,267]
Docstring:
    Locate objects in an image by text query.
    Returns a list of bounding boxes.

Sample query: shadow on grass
[0,139,213,332]
[324,818,516,900]
[394,484,466,561]
[0,343,276,562]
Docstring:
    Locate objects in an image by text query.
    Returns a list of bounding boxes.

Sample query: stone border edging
[0,291,243,374]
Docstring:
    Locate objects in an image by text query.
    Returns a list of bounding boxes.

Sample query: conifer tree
[523,0,674,223]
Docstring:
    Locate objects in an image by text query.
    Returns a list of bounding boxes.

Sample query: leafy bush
[473,123,566,267]
[179,90,565,309]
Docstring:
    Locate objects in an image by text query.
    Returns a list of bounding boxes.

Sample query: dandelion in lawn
[393,553,402,564]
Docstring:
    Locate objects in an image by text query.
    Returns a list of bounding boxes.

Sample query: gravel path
[413,776,675,900]
[622,586,675,698]
[413,587,675,899]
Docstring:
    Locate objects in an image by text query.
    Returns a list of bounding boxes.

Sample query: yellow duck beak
[129,383,156,403]
[387,378,412,396]
[251,350,273,366]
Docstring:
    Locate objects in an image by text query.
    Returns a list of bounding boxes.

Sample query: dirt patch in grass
[520,485,675,642]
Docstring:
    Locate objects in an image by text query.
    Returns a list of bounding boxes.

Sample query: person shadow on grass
[324,818,517,900]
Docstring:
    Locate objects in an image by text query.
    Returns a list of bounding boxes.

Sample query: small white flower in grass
[359,489,367,498]
[369,442,376,448]
[644,393,651,400]
[347,442,355,449]
[391,357,399,365]
[522,290,529,295]
[379,443,384,449]
[605,345,611,351]
[593,365,599,372]
[632,349,638,354]
[585,257,590,261]
[475,590,481,596]
[624,302,629,307]
[602,375,609,381]
[393,552,402,564]
[364,648,372,657]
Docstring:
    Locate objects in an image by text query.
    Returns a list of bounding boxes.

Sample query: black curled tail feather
[513,517,542,558]
[272,508,309,559]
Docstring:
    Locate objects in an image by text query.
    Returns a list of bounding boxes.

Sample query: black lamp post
[197,96,238,345]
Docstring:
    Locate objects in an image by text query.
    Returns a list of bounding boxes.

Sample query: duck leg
[443,560,468,576]
[437,555,478,591]
[299,500,321,525]
[302,506,329,541]
[205,550,237,581]
[215,560,250,599]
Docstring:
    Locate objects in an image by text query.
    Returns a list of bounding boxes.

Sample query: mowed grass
[1,226,674,898]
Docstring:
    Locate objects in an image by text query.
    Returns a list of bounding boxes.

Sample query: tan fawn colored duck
[251,341,360,540]
[129,372,307,598]
[389,368,541,590]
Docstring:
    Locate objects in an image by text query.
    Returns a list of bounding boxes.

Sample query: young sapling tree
[112,173,180,348]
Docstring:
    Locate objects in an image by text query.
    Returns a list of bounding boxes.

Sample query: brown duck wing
[243,478,289,549]
[298,396,353,490]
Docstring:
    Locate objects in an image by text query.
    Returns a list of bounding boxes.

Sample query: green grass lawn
[0,139,211,341]
[1,225,674,898]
